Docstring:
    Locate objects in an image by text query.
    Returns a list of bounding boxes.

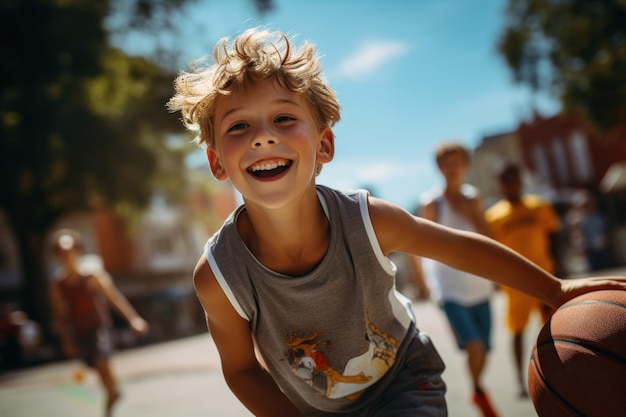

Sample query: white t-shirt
[420,185,495,306]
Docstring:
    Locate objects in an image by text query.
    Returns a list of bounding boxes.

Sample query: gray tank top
[205,185,415,414]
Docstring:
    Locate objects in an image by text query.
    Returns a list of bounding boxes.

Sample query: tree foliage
[498,0,626,133]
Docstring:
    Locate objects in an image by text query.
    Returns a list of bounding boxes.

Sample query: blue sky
[121,0,560,210]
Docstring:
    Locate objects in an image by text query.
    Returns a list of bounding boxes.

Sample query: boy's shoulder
[484,199,511,220]
[317,184,362,198]
[419,186,443,206]
[521,194,551,208]
[419,184,477,206]
[460,183,479,199]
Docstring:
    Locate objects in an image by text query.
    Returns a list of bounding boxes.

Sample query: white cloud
[336,40,409,81]
[319,158,421,191]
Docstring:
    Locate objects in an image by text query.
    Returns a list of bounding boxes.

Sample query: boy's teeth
[251,161,287,172]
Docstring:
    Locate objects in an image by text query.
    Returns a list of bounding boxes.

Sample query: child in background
[50,229,150,417]
[168,28,626,417]
[413,141,499,416]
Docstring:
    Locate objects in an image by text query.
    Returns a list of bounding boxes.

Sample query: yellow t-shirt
[485,195,560,273]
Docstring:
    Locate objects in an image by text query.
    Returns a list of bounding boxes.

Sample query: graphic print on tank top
[283,316,399,399]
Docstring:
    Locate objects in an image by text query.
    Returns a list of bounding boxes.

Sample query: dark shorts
[75,327,114,367]
[358,331,448,417]
[441,300,491,351]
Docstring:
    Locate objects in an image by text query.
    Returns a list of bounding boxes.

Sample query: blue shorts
[441,300,491,351]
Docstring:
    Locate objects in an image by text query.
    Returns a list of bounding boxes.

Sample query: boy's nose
[252,135,278,148]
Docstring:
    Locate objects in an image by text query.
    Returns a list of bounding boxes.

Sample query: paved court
[0,290,548,417]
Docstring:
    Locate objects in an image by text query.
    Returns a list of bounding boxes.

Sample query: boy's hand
[129,317,150,338]
[555,277,626,307]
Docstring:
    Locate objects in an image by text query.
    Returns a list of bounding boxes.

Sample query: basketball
[528,290,626,417]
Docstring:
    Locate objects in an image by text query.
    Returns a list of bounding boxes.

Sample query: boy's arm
[545,203,566,277]
[549,231,566,277]
[408,201,436,300]
[368,196,626,308]
[420,200,437,222]
[467,196,494,238]
[194,256,305,417]
[91,271,149,337]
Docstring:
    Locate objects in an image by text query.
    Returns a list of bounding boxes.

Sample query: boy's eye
[275,115,295,123]
[228,122,248,132]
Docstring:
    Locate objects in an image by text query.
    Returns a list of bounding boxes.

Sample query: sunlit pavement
[4,266,625,417]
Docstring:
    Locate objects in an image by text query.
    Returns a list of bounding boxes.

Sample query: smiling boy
[168,28,626,417]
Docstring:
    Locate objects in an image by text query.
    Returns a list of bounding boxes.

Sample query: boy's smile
[248,158,292,179]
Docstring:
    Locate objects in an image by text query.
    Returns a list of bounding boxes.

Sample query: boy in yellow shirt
[485,164,560,398]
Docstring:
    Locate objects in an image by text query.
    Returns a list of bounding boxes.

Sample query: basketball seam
[559,300,626,311]
[536,338,626,365]
[529,351,587,417]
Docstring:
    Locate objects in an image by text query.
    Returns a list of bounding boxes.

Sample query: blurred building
[517,112,626,190]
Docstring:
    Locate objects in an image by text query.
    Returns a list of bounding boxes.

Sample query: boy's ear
[206,148,228,180]
[316,128,335,164]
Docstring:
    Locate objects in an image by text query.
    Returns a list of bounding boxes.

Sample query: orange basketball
[528,290,626,417]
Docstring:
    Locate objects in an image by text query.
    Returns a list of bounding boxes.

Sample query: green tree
[498,0,626,133]
[0,0,272,346]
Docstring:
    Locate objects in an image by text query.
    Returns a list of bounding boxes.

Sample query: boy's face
[437,151,468,187]
[207,79,334,209]
[54,235,80,267]
[499,171,522,201]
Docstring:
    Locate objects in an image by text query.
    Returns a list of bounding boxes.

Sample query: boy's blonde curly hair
[168,28,341,149]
